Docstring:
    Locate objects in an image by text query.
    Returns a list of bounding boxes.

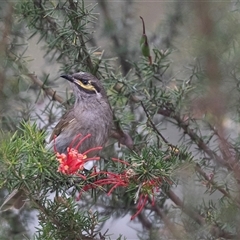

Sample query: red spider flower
[77,170,130,200]
[77,157,131,200]
[94,171,130,195]
[131,178,162,220]
[89,158,131,196]
[131,193,148,220]
[55,134,102,176]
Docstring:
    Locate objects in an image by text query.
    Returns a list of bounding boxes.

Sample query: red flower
[55,141,167,221]
[79,158,131,197]
[55,134,102,176]
[78,172,162,220]
[94,171,130,195]
[131,193,148,220]
[131,178,162,220]
[77,170,130,200]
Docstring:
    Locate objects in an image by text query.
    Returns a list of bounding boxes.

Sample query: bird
[50,72,113,156]
[0,71,113,211]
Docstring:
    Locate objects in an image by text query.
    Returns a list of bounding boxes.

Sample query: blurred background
[1,1,240,239]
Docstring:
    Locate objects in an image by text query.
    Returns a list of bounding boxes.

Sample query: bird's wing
[49,108,75,142]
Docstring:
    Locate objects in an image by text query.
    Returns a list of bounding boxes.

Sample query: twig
[158,108,227,165]
[159,108,240,182]
[142,101,237,206]
[195,164,235,200]
[148,196,185,239]
[166,189,235,239]
[137,212,152,230]
[110,112,133,150]
[68,0,94,72]
[28,73,69,108]
[0,2,14,99]
[141,101,171,146]
[97,0,131,75]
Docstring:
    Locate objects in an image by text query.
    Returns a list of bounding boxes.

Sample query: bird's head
[61,72,106,100]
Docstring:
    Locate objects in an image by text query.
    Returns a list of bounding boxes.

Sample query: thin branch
[28,73,69,108]
[158,108,228,165]
[141,101,172,146]
[68,0,94,72]
[166,189,236,239]
[110,112,133,150]
[160,109,240,183]
[142,100,238,205]
[97,0,131,75]
[195,164,239,204]
[137,212,152,230]
[149,196,185,239]
[0,2,14,100]
[192,1,240,187]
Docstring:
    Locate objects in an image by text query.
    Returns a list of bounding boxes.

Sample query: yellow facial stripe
[75,80,96,92]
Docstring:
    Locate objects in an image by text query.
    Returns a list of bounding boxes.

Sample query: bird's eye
[81,79,88,85]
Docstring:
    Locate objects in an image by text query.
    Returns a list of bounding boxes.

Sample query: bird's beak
[60,74,74,82]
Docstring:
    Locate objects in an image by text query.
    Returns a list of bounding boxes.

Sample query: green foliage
[35,197,106,240]
[0,122,113,239]
[15,0,100,73]
[0,122,55,193]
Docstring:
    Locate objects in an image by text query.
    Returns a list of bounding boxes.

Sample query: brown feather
[49,108,75,142]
